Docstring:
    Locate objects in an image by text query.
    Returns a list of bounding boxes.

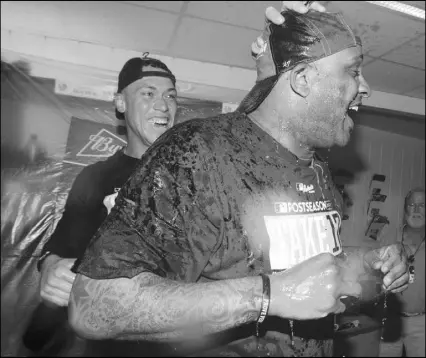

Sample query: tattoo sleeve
[69,272,262,342]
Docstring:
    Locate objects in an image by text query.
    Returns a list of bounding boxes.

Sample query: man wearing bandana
[29,3,330,356]
[24,55,178,354]
[69,3,410,358]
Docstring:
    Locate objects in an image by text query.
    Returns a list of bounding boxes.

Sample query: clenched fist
[364,243,409,293]
[268,253,361,320]
[40,255,76,307]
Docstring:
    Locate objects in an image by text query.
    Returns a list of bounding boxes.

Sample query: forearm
[69,272,262,342]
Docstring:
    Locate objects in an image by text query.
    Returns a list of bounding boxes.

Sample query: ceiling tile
[403,86,426,99]
[185,1,282,30]
[170,17,259,68]
[362,60,425,94]
[400,1,426,10]
[120,1,184,13]
[1,1,179,53]
[329,1,425,57]
[381,35,425,70]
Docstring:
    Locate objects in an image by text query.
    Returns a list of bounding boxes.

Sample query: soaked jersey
[74,112,344,357]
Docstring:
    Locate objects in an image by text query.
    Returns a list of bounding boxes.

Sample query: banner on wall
[63,117,127,168]
[222,102,239,114]
[55,80,116,102]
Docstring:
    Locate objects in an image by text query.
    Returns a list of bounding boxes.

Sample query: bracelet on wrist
[256,273,270,337]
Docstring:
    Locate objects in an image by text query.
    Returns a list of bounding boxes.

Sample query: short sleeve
[72,131,225,283]
[42,164,106,259]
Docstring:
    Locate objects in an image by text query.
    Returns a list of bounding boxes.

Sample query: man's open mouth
[151,118,169,127]
[347,104,360,114]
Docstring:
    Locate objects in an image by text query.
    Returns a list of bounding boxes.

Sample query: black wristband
[256,273,270,337]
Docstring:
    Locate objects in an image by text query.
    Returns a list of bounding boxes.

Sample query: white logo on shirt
[274,200,331,214]
[103,187,121,214]
[296,183,315,194]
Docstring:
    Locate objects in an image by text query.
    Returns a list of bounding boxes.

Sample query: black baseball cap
[115,54,176,120]
[237,10,361,114]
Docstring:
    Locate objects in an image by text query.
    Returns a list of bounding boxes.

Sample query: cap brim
[237,75,280,114]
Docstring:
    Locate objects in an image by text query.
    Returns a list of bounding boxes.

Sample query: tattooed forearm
[68,272,262,342]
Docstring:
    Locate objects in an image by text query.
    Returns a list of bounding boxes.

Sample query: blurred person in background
[380,188,425,357]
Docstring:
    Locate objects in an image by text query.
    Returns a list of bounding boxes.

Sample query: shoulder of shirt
[150,112,241,151]
[72,151,127,187]
[173,112,238,134]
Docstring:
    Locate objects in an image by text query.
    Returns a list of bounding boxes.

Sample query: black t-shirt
[74,113,344,357]
[42,150,139,259]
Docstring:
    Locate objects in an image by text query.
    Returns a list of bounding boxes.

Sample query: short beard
[278,106,340,149]
[406,217,425,230]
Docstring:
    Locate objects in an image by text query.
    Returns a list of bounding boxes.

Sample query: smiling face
[118,66,178,148]
[285,46,371,149]
[405,190,425,229]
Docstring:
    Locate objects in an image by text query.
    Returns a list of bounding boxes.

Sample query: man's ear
[115,93,126,114]
[289,63,311,98]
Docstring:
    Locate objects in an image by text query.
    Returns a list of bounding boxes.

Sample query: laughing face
[119,67,178,148]
[299,46,371,148]
[405,190,425,229]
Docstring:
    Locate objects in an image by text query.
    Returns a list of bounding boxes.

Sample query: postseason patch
[264,210,342,270]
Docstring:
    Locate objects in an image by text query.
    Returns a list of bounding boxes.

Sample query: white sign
[222,102,239,114]
[54,80,115,102]
[77,128,126,158]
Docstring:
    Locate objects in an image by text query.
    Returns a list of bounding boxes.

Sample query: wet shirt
[73,113,344,357]
[42,150,139,259]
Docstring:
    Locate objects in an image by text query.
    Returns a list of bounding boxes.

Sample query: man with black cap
[68,4,409,358]
[24,55,178,353]
[36,55,177,308]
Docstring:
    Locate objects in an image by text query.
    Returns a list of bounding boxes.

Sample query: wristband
[256,273,270,337]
